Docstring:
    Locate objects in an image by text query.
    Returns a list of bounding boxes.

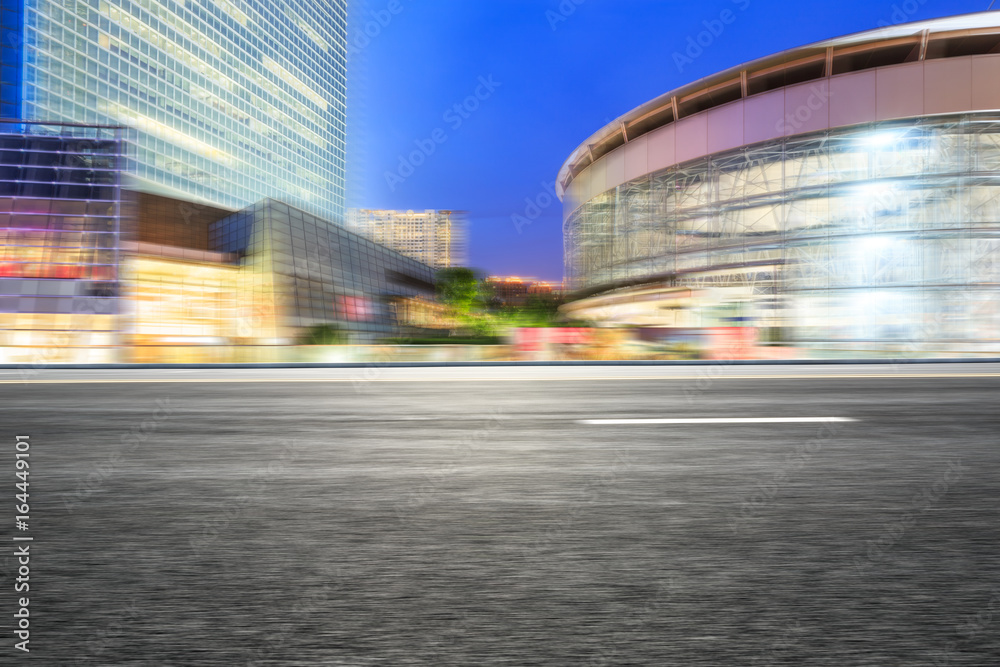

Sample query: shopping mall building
[559,13,1000,355]
[0,120,437,363]
[0,1,448,362]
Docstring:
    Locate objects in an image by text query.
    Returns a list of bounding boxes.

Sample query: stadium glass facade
[0,120,124,362]
[2,0,346,221]
[565,115,1000,348]
[560,15,1000,355]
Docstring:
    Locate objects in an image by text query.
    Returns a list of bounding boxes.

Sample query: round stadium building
[558,13,1000,355]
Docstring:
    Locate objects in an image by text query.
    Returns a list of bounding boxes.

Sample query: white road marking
[579,417,858,425]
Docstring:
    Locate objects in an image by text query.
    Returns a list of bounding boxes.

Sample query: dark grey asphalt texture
[1,366,998,665]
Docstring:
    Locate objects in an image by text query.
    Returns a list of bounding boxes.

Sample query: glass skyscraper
[1,0,346,221]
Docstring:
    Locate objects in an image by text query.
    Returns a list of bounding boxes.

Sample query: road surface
[1,364,998,665]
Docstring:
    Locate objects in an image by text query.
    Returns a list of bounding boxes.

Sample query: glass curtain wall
[0,120,123,362]
[565,113,1000,352]
[18,0,346,220]
[211,200,437,342]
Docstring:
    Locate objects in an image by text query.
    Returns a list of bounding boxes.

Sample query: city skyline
[0,6,998,664]
[350,0,988,282]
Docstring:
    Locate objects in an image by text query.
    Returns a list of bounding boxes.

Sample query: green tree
[519,293,563,327]
[435,267,480,315]
[303,323,345,345]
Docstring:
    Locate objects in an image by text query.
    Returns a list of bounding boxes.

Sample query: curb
[2,358,1000,370]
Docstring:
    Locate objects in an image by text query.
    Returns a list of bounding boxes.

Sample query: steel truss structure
[564,113,1000,352]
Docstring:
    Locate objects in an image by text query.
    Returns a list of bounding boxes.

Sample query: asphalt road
[1,365,998,665]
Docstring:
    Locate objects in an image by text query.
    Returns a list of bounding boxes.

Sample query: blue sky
[347,0,987,281]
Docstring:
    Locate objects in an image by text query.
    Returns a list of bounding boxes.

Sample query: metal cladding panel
[706,100,745,154]
[971,55,1000,110]
[564,55,1000,219]
[829,69,877,128]
[558,13,1000,199]
[605,146,626,191]
[573,167,591,214]
[876,63,924,121]
[743,90,785,146]
[674,113,708,164]
[624,136,649,182]
[783,80,830,137]
[924,59,973,115]
[646,124,676,173]
[589,158,606,202]
[562,178,582,222]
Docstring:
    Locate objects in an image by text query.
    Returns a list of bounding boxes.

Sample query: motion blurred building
[0,1,439,361]
[123,197,437,361]
[558,13,1000,355]
[347,208,467,269]
[0,122,436,363]
[1,0,347,220]
[484,276,562,307]
[0,120,123,362]
[210,200,436,342]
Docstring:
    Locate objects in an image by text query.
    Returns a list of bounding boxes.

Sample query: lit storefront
[0,123,438,362]
[122,244,243,362]
[0,121,124,363]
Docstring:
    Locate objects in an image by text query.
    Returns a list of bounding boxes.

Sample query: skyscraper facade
[1,0,347,221]
[347,208,467,270]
